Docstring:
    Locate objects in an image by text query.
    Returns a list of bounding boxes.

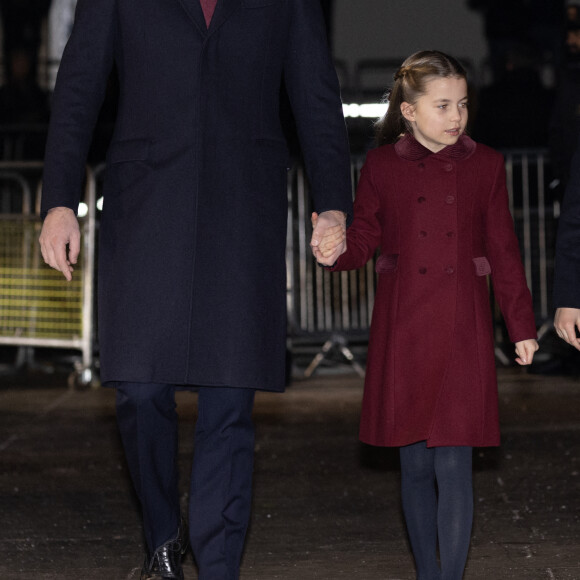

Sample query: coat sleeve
[283,0,353,223]
[553,139,580,309]
[331,156,382,272]
[484,154,537,342]
[41,0,116,217]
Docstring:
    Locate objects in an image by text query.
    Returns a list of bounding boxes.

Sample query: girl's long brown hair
[375,50,467,147]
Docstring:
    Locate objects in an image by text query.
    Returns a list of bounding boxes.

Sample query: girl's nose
[451,107,463,121]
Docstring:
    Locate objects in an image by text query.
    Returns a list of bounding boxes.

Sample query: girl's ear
[400,101,415,123]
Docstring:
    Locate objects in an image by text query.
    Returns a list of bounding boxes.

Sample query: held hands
[514,339,539,366]
[39,207,80,281]
[310,210,346,266]
[554,307,580,351]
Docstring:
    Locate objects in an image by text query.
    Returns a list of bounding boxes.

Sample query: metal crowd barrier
[0,162,97,387]
[286,148,558,375]
[0,149,557,382]
[285,157,371,376]
[504,150,557,324]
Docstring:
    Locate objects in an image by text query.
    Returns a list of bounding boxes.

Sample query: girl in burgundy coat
[316,51,538,580]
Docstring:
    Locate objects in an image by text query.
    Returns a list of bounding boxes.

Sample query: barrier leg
[303,333,366,378]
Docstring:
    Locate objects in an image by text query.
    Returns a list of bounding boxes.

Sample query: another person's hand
[39,207,80,281]
[514,339,539,365]
[310,210,346,266]
[554,307,580,351]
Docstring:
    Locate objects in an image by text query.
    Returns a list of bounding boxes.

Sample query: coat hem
[359,433,501,448]
[101,376,286,392]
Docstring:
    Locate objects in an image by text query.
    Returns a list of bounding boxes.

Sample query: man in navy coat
[554,137,580,351]
[38,0,353,578]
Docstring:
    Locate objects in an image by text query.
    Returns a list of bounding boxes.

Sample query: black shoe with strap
[141,518,189,580]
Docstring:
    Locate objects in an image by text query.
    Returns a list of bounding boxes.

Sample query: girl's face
[400,76,468,153]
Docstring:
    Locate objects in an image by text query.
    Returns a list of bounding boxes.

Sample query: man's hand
[310,210,346,266]
[514,339,539,365]
[554,307,580,351]
[39,207,80,281]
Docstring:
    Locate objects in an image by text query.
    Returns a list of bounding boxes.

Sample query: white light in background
[77,198,104,215]
[343,102,388,119]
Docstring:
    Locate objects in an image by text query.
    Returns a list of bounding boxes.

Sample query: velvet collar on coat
[394,133,477,161]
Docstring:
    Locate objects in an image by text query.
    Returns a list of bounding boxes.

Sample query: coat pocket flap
[109,139,150,164]
[473,256,491,276]
[375,253,398,274]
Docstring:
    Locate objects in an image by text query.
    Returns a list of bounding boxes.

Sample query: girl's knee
[400,441,435,482]
[434,446,472,486]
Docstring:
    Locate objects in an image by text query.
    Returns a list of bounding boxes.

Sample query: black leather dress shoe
[141,518,189,580]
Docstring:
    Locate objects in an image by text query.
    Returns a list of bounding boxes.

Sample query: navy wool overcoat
[41,0,353,390]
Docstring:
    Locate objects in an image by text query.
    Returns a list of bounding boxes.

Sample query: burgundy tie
[200,0,217,26]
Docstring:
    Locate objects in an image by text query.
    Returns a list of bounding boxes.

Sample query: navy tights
[399,441,473,580]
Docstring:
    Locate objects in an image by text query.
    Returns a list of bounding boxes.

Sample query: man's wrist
[47,206,75,214]
[318,209,346,223]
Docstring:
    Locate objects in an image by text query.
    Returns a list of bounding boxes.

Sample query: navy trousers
[115,382,256,580]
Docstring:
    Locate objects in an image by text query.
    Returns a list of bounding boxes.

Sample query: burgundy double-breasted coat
[333,134,537,448]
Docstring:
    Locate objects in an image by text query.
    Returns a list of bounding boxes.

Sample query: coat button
[418,163,425,171]
[446,231,455,238]
[419,230,427,238]
[418,196,426,203]
[445,195,456,204]
[444,163,454,172]
[445,266,455,274]
[419,267,427,274]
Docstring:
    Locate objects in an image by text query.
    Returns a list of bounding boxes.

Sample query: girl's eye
[438,104,447,109]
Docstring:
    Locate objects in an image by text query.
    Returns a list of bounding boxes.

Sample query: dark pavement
[1,362,579,579]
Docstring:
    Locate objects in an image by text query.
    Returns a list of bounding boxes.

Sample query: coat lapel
[207,0,241,35]
[175,0,209,35]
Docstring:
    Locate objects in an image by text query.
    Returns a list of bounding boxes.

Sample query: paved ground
[0,359,579,579]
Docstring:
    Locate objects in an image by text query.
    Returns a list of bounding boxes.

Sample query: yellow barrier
[0,163,97,387]
[0,220,84,340]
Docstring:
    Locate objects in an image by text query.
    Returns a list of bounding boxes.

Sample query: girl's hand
[310,212,346,262]
[514,339,539,365]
